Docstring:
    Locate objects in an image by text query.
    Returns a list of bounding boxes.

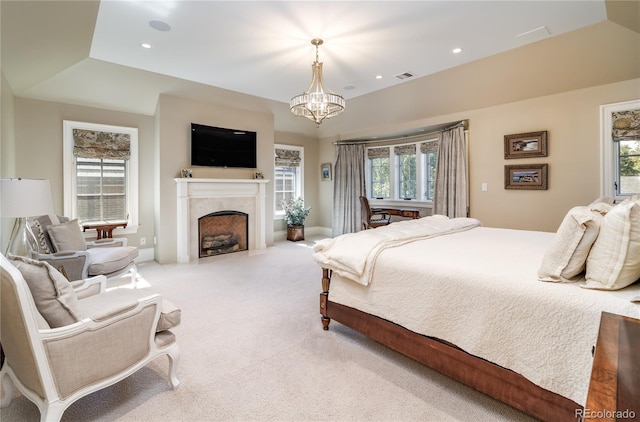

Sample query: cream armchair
[0,254,180,422]
[30,215,138,283]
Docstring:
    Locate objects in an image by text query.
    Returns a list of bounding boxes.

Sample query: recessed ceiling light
[141,43,152,49]
[375,75,383,80]
[149,20,171,32]
[452,47,463,54]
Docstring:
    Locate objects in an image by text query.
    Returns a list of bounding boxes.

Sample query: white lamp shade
[1,178,55,218]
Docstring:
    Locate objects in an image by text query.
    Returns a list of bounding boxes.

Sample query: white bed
[313,212,640,418]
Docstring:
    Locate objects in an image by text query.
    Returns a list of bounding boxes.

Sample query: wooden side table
[585,312,640,421]
[82,221,127,239]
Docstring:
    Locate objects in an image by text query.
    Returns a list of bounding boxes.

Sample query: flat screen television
[190,123,257,168]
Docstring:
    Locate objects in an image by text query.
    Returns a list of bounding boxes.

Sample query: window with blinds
[366,139,438,202]
[274,144,304,215]
[63,121,138,231]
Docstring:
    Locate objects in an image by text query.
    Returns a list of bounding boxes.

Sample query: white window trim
[600,99,640,201]
[273,143,304,220]
[63,120,139,237]
[366,138,437,208]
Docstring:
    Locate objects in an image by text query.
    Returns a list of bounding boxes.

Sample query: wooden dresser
[585,312,639,421]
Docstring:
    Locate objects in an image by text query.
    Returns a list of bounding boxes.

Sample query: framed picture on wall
[504,131,548,159]
[504,163,548,190]
[321,163,332,181]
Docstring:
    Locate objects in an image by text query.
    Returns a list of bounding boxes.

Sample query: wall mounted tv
[191,123,257,168]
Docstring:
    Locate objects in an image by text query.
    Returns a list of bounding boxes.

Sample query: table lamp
[1,178,55,257]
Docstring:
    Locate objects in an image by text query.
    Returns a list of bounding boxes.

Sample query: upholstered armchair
[30,215,138,284]
[0,254,181,422]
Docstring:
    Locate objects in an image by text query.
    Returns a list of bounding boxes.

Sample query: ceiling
[90,1,607,104]
[2,1,638,138]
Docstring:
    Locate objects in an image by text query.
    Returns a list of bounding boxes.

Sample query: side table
[82,221,128,239]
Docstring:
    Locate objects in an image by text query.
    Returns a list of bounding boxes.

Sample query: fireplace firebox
[198,211,248,257]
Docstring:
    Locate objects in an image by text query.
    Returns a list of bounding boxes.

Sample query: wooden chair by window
[360,196,391,230]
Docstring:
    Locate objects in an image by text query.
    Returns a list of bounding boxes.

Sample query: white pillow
[538,206,603,282]
[583,200,640,290]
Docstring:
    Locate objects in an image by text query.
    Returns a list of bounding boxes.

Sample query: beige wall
[319,78,640,233]
[5,79,639,262]
[11,98,156,249]
[154,94,276,263]
[1,71,17,250]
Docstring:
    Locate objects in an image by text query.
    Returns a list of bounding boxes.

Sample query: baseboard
[135,247,155,262]
[274,226,332,241]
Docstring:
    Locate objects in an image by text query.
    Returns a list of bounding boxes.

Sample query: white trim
[600,100,640,200]
[273,144,304,218]
[63,121,139,233]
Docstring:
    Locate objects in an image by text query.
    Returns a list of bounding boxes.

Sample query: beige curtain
[332,144,366,236]
[433,126,468,218]
[73,129,131,160]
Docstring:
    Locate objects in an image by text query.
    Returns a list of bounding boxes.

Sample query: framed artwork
[504,131,548,159]
[504,164,548,190]
[321,163,332,181]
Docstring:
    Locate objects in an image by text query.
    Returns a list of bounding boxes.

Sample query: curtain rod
[334,120,467,145]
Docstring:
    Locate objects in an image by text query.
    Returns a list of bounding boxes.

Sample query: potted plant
[282,197,311,241]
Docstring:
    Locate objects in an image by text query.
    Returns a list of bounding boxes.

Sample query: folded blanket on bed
[312,216,481,286]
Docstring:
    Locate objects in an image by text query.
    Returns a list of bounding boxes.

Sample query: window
[76,158,127,221]
[274,144,304,216]
[368,148,390,198]
[366,139,438,203]
[395,145,417,199]
[601,101,640,201]
[63,121,138,234]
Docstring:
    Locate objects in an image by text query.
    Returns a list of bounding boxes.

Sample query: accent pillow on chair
[46,219,87,252]
[7,255,81,327]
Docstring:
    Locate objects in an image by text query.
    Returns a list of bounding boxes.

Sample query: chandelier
[290,38,345,127]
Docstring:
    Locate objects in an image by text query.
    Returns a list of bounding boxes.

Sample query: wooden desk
[585,312,640,421]
[82,221,127,239]
[377,207,421,219]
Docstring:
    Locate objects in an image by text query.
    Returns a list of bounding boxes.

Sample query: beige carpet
[2,237,537,422]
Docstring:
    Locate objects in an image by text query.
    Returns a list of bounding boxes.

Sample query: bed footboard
[319,268,582,421]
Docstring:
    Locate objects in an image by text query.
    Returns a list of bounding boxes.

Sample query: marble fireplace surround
[175,178,269,263]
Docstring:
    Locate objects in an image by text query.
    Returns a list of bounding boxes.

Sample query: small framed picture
[254,171,264,179]
[181,169,193,178]
[504,131,548,159]
[505,164,548,190]
[321,163,332,181]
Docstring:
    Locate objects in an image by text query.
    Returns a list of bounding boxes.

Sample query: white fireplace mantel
[175,178,269,263]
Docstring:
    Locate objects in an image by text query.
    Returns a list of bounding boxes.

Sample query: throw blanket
[312,216,481,286]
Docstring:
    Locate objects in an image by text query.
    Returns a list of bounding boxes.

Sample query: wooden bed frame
[319,268,582,421]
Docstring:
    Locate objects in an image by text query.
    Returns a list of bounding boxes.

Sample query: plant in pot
[282,197,311,241]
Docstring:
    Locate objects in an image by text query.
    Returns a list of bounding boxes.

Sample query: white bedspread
[312,216,481,286]
[324,226,640,406]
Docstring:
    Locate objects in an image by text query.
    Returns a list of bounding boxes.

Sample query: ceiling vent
[395,72,414,80]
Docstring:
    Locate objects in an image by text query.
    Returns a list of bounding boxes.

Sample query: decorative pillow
[583,200,640,290]
[31,219,52,254]
[8,255,82,327]
[47,219,87,252]
[538,206,603,282]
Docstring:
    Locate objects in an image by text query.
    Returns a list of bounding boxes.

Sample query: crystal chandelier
[290,38,345,127]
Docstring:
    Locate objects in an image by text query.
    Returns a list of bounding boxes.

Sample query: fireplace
[175,178,268,263]
[198,211,248,257]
